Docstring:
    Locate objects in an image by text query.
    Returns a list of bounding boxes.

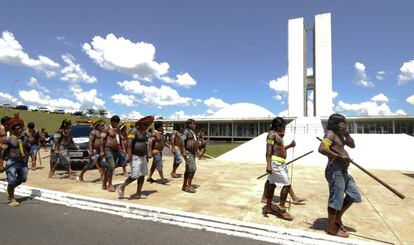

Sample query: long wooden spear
[256,150,314,180]
[316,137,405,199]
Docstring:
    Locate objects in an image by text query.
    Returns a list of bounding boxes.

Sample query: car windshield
[71,126,93,138]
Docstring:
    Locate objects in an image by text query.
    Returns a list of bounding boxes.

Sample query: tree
[98,109,107,117]
[87,108,96,116]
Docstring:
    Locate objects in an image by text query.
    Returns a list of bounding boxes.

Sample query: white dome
[211,103,275,119]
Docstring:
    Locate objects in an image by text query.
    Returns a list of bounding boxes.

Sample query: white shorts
[130,155,148,179]
[267,161,290,186]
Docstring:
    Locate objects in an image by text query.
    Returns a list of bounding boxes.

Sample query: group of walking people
[0,112,360,238]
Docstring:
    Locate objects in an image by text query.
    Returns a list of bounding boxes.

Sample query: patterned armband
[266,139,274,145]
[127,134,135,139]
[322,138,332,149]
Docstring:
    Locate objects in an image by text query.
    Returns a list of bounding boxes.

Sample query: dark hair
[186,119,195,128]
[28,122,35,128]
[11,123,23,131]
[154,121,163,130]
[270,117,286,131]
[173,124,182,131]
[110,115,120,123]
[1,116,10,126]
[327,113,346,131]
[60,119,72,129]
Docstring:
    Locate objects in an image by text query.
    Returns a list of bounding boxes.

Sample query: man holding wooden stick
[318,113,361,238]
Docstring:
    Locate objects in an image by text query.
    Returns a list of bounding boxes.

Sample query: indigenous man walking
[263,117,295,221]
[0,114,30,207]
[101,115,122,192]
[147,121,169,184]
[318,113,361,238]
[181,119,198,193]
[170,124,184,178]
[49,119,77,178]
[77,120,106,182]
[117,116,153,199]
[24,122,39,170]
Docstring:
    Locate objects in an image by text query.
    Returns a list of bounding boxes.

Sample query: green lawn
[205,141,246,158]
[0,108,104,133]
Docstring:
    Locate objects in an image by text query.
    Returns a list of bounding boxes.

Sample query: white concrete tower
[314,13,333,116]
[287,13,333,117]
[288,17,307,117]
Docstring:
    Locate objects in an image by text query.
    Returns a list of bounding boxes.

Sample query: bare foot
[326,228,349,238]
[171,173,179,178]
[48,172,54,178]
[76,176,84,182]
[275,208,293,221]
[107,186,116,192]
[8,199,20,207]
[116,186,125,199]
[101,184,107,190]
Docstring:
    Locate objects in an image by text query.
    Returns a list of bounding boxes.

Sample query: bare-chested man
[147,121,169,184]
[24,122,40,170]
[0,116,11,174]
[181,119,198,193]
[263,117,295,221]
[197,129,207,160]
[77,120,106,182]
[0,115,30,207]
[170,124,184,178]
[117,116,154,199]
[119,122,129,177]
[318,113,361,238]
[49,119,77,178]
[101,115,122,192]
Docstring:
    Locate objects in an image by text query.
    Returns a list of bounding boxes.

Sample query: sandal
[130,193,148,199]
[116,186,124,199]
[326,229,349,238]
[275,209,293,221]
[184,186,196,193]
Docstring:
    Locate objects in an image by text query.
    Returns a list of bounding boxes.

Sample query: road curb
[0,181,374,245]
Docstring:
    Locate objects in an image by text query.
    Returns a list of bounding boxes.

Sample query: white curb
[0,181,377,245]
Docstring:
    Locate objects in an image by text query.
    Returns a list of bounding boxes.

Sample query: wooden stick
[316,137,405,199]
[257,150,314,180]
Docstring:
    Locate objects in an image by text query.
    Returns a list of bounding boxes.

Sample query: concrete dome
[211,103,275,119]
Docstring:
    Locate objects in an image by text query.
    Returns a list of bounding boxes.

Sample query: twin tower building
[288,13,333,117]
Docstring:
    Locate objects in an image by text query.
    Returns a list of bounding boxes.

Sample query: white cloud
[278,109,288,117]
[18,89,81,110]
[117,80,193,108]
[274,95,283,101]
[395,109,407,116]
[203,97,229,114]
[162,72,197,88]
[371,93,389,103]
[0,92,19,105]
[0,31,60,77]
[70,85,105,109]
[353,62,373,87]
[121,110,144,120]
[60,54,97,83]
[269,74,288,94]
[406,95,414,105]
[111,93,136,107]
[83,33,169,81]
[398,60,414,85]
[376,71,386,80]
[336,100,404,116]
[169,110,206,119]
[28,77,50,93]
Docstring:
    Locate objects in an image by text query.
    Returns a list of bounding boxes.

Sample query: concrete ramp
[217,117,414,171]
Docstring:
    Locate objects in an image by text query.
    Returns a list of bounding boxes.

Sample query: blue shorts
[6,159,28,188]
[152,152,163,171]
[117,150,127,167]
[325,163,362,211]
[173,148,182,166]
[30,144,39,155]
[86,149,106,169]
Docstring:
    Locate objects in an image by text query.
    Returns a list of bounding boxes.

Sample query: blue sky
[1,0,414,119]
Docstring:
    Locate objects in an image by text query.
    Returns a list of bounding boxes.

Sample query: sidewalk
[1,147,413,244]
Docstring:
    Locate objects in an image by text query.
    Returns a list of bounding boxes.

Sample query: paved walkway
[1,147,413,244]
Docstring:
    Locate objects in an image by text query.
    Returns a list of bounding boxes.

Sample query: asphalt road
[0,194,275,245]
